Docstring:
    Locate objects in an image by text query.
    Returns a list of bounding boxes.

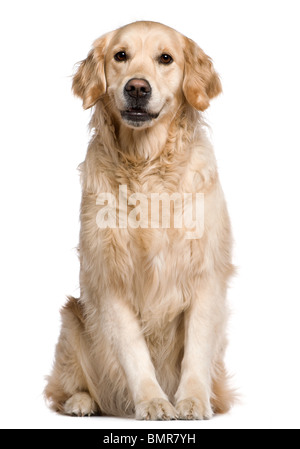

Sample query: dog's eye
[114,51,127,62]
[159,54,173,65]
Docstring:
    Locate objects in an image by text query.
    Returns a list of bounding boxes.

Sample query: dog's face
[105,23,185,128]
[73,22,222,129]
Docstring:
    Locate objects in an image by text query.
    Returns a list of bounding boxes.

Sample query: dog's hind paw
[64,392,97,417]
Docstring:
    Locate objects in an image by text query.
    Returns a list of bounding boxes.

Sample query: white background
[1,0,300,430]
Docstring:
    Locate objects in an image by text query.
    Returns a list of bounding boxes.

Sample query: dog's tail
[211,360,238,414]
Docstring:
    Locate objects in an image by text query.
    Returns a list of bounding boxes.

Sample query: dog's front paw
[176,397,213,420]
[64,392,97,417]
[136,398,178,421]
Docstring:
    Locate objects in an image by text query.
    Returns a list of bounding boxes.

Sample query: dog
[45,21,235,420]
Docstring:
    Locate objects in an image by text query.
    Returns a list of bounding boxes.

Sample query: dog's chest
[117,173,193,319]
[126,226,191,325]
[81,154,202,321]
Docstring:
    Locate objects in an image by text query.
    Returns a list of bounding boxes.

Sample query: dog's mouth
[121,108,159,124]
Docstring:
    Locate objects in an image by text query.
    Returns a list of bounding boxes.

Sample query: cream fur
[45,21,235,420]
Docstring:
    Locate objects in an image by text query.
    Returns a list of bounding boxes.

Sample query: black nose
[124,78,151,99]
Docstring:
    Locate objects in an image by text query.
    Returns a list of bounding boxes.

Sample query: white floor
[1,393,285,429]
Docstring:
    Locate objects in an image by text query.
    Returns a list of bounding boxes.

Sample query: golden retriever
[45,21,235,420]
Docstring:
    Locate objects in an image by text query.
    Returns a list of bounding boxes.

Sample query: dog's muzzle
[121,78,158,125]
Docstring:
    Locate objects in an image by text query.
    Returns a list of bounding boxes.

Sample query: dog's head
[73,22,222,129]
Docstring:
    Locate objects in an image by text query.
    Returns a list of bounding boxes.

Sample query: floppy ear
[183,38,222,111]
[72,36,108,110]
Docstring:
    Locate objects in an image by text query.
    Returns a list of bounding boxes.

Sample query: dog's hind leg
[44,297,99,416]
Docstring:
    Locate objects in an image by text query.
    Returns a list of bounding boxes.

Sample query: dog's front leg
[175,276,226,420]
[103,295,177,420]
